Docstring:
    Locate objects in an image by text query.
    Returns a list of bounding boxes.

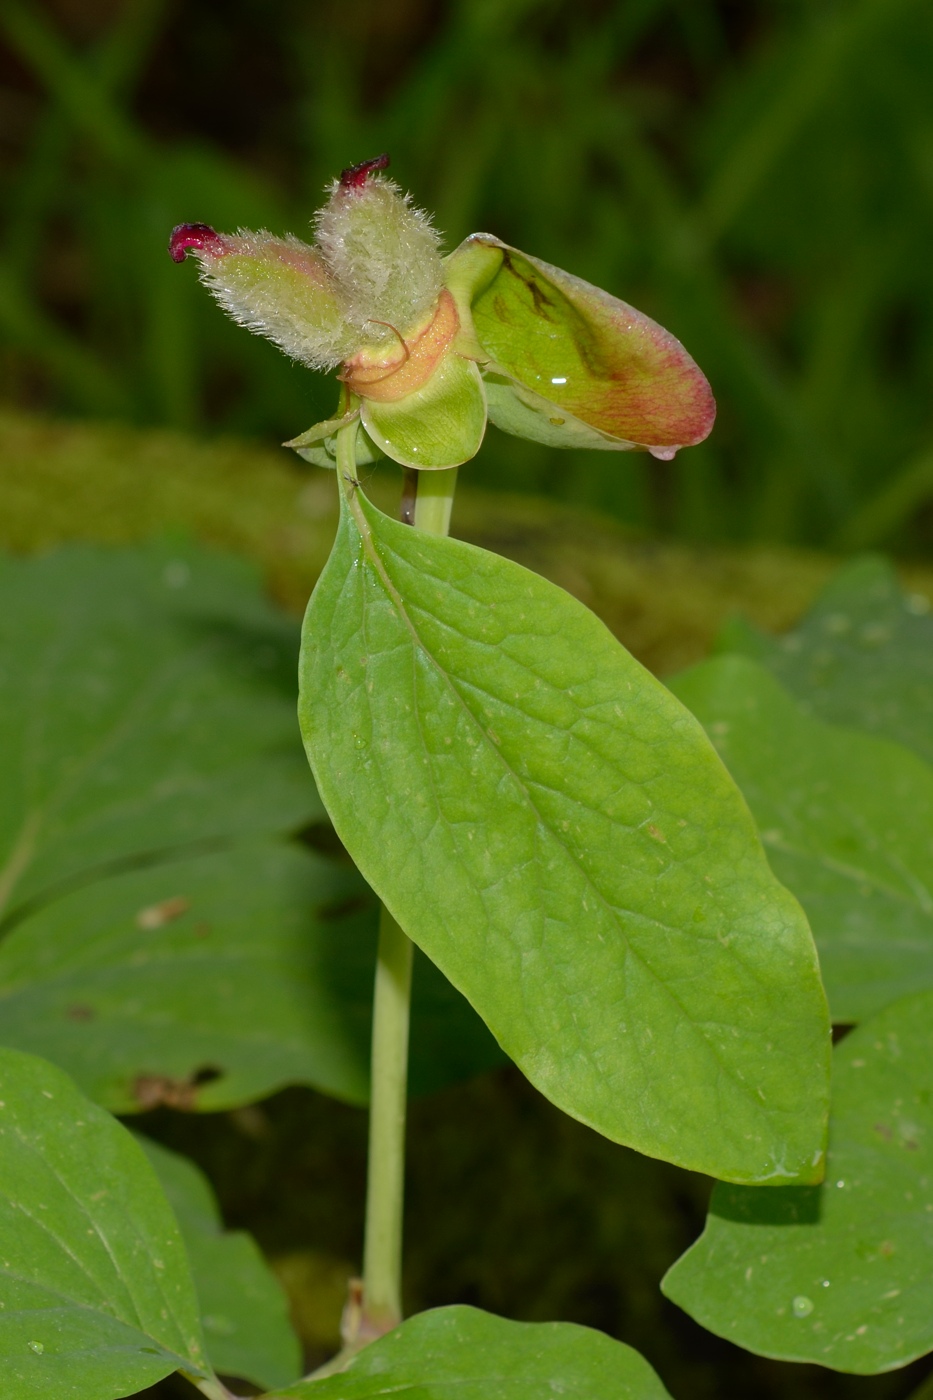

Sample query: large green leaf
[298,484,830,1183]
[136,1134,302,1390]
[0,543,321,924]
[0,1048,216,1399]
[0,841,504,1112]
[671,656,933,1023]
[717,556,933,765]
[269,1305,671,1399]
[663,989,933,1375]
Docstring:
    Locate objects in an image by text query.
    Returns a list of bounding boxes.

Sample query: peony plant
[164,156,830,1390]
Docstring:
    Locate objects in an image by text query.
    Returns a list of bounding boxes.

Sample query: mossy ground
[3,411,931,1400]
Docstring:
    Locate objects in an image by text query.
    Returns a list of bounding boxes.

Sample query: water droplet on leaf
[792,1295,814,1318]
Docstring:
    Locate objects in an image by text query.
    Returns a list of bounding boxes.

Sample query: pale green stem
[360,904,414,1335]
[333,425,459,1350]
[193,1372,239,1400]
[412,466,459,535]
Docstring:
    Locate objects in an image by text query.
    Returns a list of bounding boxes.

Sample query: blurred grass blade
[0,0,151,169]
[0,262,131,415]
[834,444,933,550]
[696,0,920,247]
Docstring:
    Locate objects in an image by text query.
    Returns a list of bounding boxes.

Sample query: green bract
[172,158,714,470]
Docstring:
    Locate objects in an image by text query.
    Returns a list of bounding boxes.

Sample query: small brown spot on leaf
[65,1004,95,1022]
[874,1122,894,1141]
[647,824,666,843]
[132,1066,222,1111]
[136,896,189,930]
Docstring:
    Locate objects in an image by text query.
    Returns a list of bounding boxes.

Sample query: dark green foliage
[135,1135,303,1390]
[0,543,503,1111]
[664,990,933,1374]
[1,417,932,1395]
[716,556,933,764]
[2,1,933,546]
[276,1306,672,1398]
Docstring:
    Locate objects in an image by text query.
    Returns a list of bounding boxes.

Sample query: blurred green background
[3,0,933,553]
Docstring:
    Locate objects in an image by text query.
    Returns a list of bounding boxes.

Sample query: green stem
[333,425,460,1350]
[193,1372,239,1400]
[412,466,459,534]
[360,904,414,1335]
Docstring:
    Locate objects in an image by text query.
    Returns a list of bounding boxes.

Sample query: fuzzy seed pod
[170,160,444,372]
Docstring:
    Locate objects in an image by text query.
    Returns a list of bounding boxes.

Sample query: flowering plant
[160,156,831,1390]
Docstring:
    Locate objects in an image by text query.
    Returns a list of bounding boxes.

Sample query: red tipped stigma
[169,223,224,263]
[339,153,390,191]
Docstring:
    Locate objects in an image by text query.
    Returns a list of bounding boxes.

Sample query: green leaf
[298,485,830,1183]
[284,409,359,451]
[268,1305,671,1399]
[671,656,933,1024]
[0,543,321,925]
[135,1135,302,1390]
[0,1048,214,1399]
[285,412,385,470]
[663,989,933,1374]
[360,354,487,469]
[0,841,504,1112]
[445,234,715,453]
[717,556,933,765]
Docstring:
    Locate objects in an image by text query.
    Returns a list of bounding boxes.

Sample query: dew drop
[27,1340,44,1354]
[792,1295,814,1318]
